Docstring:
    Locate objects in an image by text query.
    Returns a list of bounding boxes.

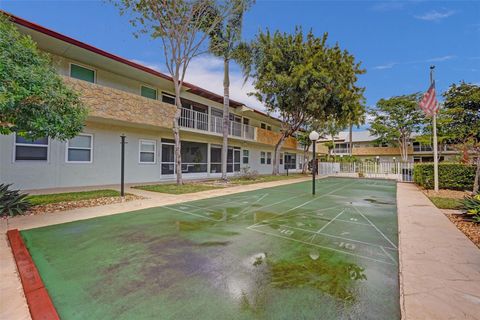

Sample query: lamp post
[120,134,127,197]
[309,131,320,195]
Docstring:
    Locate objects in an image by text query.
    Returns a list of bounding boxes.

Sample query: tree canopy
[0,13,87,140]
[369,94,425,161]
[237,28,365,174]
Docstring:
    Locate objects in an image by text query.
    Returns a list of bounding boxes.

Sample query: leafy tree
[369,94,425,162]
[208,0,253,181]
[237,28,365,174]
[0,13,86,140]
[441,82,480,192]
[114,0,234,184]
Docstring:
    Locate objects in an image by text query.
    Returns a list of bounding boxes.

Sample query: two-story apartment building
[317,131,459,163]
[0,13,308,190]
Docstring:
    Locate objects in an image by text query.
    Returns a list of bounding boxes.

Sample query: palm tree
[209,0,253,181]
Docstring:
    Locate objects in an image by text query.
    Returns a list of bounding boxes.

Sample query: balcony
[179,108,256,140]
[331,148,350,154]
[256,128,297,149]
[413,145,433,152]
[352,146,413,156]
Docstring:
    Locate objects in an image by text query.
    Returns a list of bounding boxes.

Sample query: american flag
[419,82,439,116]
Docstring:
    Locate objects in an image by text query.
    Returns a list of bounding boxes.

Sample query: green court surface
[21,177,400,320]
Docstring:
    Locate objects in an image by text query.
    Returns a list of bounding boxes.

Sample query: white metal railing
[318,161,414,182]
[330,148,350,154]
[179,108,256,140]
[413,145,433,152]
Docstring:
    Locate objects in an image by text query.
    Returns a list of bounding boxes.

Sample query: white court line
[315,208,346,234]
[380,246,398,265]
[238,193,269,214]
[246,226,395,265]
[352,206,398,249]
[248,218,397,251]
[163,206,224,222]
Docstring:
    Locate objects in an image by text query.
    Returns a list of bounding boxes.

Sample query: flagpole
[430,65,439,192]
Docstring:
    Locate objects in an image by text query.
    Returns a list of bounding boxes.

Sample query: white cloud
[373,63,397,70]
[129,56,265,111]
[184,56,264,110]
[426,55,455,62]
[415,10,456,21]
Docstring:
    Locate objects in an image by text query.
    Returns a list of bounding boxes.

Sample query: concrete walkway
[397,183,480,320]
[0,177,310,320]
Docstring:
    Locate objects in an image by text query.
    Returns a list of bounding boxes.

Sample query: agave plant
[462,193,480,223]
[0,184,31,217]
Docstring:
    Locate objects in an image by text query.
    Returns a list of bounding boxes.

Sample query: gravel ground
[25,194,143,215]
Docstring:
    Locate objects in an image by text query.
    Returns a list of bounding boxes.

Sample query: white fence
[318,162,414,182]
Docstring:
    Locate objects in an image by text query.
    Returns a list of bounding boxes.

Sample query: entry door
[227,148,241,172]
[161,143,175,175]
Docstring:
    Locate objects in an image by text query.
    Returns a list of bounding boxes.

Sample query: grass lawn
[27,189,121,206]
[133,174,308,194]
[133,184,222,194]
[428,196,463,209]
[228,173,307,185]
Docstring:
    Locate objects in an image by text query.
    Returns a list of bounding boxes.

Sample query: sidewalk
[0,176,310,320]
[397,183,480,320]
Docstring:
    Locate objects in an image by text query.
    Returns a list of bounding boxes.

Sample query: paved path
[397,183,480,320]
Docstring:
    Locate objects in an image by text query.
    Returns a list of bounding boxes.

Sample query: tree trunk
[331,137,336,158]
[302,144,309,174]
[272,133,287,175]
[349,123,353,156]
[474,156,480,194]
[221,58,230,181]
[173,84,183,185]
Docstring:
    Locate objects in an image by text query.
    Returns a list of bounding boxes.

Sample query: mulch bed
[24,194,143,215]
[422,189,470,199]
[445,213,480,249]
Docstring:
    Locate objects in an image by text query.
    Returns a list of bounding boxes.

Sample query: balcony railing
[331,148,350,154]
[413,145,433,152]
[179,108,256,140]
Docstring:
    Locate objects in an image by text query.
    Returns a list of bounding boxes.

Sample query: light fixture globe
[309,130,320,141]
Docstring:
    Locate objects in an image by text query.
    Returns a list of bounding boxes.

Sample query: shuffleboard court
[20,177,400,319]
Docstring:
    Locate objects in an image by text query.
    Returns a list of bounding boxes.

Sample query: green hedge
[413,163,476,191]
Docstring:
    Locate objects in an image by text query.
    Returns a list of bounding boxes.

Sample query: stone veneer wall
[256,128,297,149]
[63,76,177,128]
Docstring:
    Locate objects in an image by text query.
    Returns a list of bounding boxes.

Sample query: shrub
[0,184,31,217]
[413,163,476,191]
[462,193,480,223]
[237,167,259,180]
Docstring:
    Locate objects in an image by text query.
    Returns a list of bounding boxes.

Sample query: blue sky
[2,0,479,118]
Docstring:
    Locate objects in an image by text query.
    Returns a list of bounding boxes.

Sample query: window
[280,153,284,165]
[210,145,222,173]
[266,152,272,165]
[70,64,95,83]
[181,141,208,173]
[260,152,266,164]
[261,123,266,129]
[139,140,156,164]
[141,86,157,100]
[242,150,249,164]
[284,153,297,169]
[66,134,93,163]
[162,93,176,105]
[267,125,272,131]
[14,135,49,161]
